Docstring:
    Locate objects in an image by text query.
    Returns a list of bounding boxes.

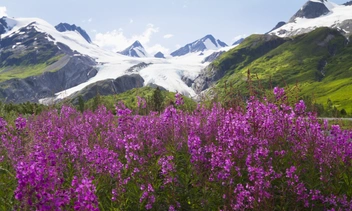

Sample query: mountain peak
[55,23,92,43]
[118,40,148,57]
[154,52,165,59]
[309,0,326,3]
[199,34,226,48]
[203,34,215,39]
[270,0,352,38]
[171,35,228,57]
[132,40,142,47]
[289,0,333,22]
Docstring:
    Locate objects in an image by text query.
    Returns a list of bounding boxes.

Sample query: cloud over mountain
[93,24,169,55]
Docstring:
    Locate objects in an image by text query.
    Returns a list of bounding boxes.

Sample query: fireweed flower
[295,100,306,115]
[2,87,352,210]
[158,155,176,184]
[175,93,184,106]
[15,116,26,130]
[0,117,7,133]
[273,86,285,100]
[137,96,147,109]
[72,177,99,211]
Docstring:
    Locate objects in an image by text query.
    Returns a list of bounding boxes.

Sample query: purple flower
[175,93,184,106]
[15,117,26,130]
[273,87,285,100]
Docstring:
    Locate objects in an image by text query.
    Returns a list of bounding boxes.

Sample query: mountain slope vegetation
[209,27,352,113]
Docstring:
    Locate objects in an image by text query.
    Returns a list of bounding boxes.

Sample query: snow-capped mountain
[0,16,102,102]
[289,0,333,22]
[55,23,92,43]
[0,16,117,59]
[171,34,228,57]
[270,0,352,37]
[118,41,148,58]
[0,15,236,103]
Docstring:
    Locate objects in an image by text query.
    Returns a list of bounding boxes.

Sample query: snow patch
[203,38,218,50]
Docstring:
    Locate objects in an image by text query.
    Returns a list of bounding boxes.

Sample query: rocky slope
[0,55,97,103]
[70,74,144,102]
[0,17,98,103]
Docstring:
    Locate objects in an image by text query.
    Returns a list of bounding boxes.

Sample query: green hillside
[82,87,197,112]
[212,27,352,113]
[0,54,64,82]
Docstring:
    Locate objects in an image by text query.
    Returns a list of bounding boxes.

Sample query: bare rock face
[0,17,100,103]
[0,56,98,103]
[70,74,145,101]
[0,17,9,35]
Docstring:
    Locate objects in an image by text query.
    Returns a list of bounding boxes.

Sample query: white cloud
[163,34,174,39]
[0,7,7,17]
[88,18,93,23]
[93,24,169,55]
[129,19,134,24]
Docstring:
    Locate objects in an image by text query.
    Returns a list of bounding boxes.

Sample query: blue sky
[0,0,349,55]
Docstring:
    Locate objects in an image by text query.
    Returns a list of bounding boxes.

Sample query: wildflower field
[1,88,352,210]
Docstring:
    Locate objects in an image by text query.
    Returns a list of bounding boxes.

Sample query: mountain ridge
[170,34,228,57]
[271,0,352,37]
[118,40,148,57]
[55,23,92,43]
[203,27,352,113]
[288,0,332,22]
